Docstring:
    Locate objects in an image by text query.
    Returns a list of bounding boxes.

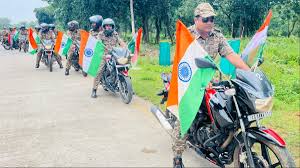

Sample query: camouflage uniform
[172,3,233,159]
[18,29,28,49]
[92,31,124,90]
[36,30,63,68]
[65,30,81,70]
[89,29,100,38]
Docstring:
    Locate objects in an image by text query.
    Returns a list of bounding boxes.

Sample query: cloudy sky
[0,0,48,23]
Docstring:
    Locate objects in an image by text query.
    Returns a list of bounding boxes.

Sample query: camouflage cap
[194,3,216,18]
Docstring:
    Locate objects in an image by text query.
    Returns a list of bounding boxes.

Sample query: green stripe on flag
[179,57,216,137]
[62,38,72,56]
[87,42,105,77]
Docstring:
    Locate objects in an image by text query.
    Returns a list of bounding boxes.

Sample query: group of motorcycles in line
[1,31,296,168]
[1,34,134,104]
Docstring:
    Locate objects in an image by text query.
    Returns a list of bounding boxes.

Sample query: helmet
[102,18,115,36]
[67,20,79,31]
[89,15,103,31]
[48,24,55,30]
[34,24,41,31]
[40,23,49,32]
[20,25,26,30]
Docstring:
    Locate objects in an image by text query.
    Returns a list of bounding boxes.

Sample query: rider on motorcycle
[1,27,9,43]
[35,23,63,69]
[18,25,28,51]
[91,18,126,98]
[171,3,249,168]
[89,15,103,37]
[65,20,81,76]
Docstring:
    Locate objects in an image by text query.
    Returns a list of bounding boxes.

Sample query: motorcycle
[2,37,18,50]
[151,58,295,168]
[41,39,55,72]
[101,47,133,104]
[68,43,87,77]
[18,35,29,53]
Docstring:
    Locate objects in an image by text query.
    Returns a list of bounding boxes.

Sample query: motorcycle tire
[118,75,133,104]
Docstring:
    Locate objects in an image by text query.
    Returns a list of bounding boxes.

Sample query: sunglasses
[201,16,214,23]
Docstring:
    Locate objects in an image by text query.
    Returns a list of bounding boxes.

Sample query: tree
[0,17,11,28]
[34,6,55,24]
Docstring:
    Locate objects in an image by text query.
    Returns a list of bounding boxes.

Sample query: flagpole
[130,0,135,36]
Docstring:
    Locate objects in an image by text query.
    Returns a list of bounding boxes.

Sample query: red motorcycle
[151,58,295,167]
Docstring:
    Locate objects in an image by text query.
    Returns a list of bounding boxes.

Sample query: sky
[0,0,48,24]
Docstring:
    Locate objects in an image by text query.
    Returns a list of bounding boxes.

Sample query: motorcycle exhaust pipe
[150,106,173,131]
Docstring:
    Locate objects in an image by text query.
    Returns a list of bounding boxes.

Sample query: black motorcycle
[19,35,29,53]
[2,38,18,50]
[101,47,133,104]
[151,58,295,168]
[68,44,87,77]
[41,39,55,72]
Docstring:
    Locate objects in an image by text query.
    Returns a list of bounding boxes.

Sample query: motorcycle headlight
[117,57,129,65]
[255,97,273,113]
[45,45,52,50]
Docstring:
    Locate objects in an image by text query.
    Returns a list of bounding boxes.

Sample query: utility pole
[130,0,135,36]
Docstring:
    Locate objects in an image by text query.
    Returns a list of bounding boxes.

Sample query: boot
[59,62,63,69]
[173,156,184,168]
[91,89,97,98]
[35,63,40,68]
[65,69,69,76]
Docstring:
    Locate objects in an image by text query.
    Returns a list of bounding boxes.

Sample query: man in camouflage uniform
[172,3,249,168]
[65,20,81,76]
[89,15,103,38]
[35,23,63,69]
[91,18,126,98]
[18,25,28,51]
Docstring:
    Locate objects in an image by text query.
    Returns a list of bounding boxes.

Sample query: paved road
[0,47,215,167]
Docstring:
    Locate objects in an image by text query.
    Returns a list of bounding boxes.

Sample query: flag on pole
[79,30,105,77]
[167,21,216,136]
[28,28,39,55]
[54,31,73,57]
[128,28,143,65]
[241,10,272,67]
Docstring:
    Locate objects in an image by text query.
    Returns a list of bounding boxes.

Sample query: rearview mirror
[195,58,218,69]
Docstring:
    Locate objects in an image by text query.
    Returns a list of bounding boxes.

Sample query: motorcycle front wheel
[233,139,296,168]
[118,75,133,104]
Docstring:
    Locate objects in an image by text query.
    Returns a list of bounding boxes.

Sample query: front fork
[232,95,255,167]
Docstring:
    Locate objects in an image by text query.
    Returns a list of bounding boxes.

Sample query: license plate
[247,111,272,121]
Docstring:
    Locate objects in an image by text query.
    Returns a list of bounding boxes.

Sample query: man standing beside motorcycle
[89,15,103,38]
[91,18,126,98]
[65,20,81,76]
[18,25,28,52]
[35,23,63,69]
[172,3,250,168]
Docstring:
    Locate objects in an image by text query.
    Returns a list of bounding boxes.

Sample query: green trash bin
[159,41,170,66]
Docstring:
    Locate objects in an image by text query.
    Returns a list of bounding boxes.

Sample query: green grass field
[129,36,300,166]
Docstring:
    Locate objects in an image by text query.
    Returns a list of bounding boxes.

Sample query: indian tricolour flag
[241,10,272,67]
[28,28,39,55]
[54,31,72,57]
[13,31,19,42]
[79,30,105,77]
[167,21,216,136]
[127,28,143,66]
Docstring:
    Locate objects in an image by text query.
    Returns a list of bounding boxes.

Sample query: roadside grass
[130,36,299,166]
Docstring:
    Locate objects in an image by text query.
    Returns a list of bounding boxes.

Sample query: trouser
[92,60,106,90]
[172,121,188,157]
[66,45,76,70]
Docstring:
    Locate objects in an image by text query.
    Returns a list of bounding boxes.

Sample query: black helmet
[89,15,103,31]
[48,23,55,30]
[102,18,115,36]
[40,23,49,32]
[34,24,41,31]
[67,20,79,31]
